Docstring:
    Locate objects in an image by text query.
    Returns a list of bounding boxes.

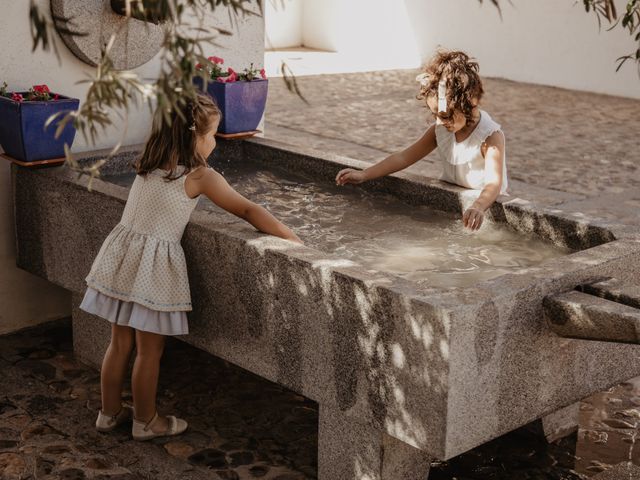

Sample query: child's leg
[101,323,135,415]
[131,329,169,431]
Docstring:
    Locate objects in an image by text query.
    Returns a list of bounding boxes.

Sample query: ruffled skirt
[79,287,189,336]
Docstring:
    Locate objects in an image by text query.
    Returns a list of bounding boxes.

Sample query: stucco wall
[406,0,639,99]
[265,0,638,98]
[0,0,265,334]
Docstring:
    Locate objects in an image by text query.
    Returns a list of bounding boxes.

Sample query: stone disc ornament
[51,0,167,70]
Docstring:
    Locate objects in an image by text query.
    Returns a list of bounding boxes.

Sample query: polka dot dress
[80,165,200,335]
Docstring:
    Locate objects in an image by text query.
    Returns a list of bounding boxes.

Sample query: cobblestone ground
[0,320,316,480]
[265,70,640,225]
[3,320,640,479]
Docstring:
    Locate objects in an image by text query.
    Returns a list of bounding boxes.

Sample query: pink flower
[227,67,236,74]
[11,93,23,102]
[195,63,203,70]
[208,56,224,65]
[260,68,267,79]
[227,72,237,83]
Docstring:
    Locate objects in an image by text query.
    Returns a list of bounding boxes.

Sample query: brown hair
[135,92,221,180]
[417,49,484,124]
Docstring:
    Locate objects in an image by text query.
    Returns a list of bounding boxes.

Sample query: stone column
[71,293,111,369]
[318,404,432,480]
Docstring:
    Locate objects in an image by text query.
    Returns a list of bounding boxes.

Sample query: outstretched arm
[189,167,302,244]
[336,125,437,185]
[462,131,505,230]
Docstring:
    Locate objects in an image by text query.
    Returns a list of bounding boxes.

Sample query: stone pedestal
[318,405,431,480]
[71,292,110,369]
[540,402,580,443]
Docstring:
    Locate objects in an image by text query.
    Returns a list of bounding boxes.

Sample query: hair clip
[437,80,447,113]
[188,123,196,131]
[415,72,429,86]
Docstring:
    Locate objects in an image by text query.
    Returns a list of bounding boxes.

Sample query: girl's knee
[135,330,166,357]
[110,324,135,353]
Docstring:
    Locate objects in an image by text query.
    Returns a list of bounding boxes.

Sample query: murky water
[105,163,569,288]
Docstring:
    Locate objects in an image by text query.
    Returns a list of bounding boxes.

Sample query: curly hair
[417,50,484,124]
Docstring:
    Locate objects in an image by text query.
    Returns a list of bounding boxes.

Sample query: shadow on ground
[0,320,638,479]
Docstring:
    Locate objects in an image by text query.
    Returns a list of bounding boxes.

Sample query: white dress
[435,110,508,194]
[79,165,200,336]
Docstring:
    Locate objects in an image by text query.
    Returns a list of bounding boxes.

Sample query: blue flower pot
[0,93,80,162]
[194,77,268,134]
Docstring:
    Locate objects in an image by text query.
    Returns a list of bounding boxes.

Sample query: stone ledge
[544,290,640,343]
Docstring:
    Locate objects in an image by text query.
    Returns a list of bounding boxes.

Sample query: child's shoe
[132,411,188,441]
[95,404,133,432]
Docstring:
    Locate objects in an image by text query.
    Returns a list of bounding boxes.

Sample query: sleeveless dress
[79,165,201,336]
[435,109,508,195]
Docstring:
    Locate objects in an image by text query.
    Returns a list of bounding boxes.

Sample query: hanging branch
[583,0,640,71]
[27,0,265,181]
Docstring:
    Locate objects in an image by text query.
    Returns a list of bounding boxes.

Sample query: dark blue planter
[0,93,80,162]
[194,77,268,134]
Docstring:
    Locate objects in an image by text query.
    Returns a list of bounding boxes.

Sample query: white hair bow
[437,80,447,113]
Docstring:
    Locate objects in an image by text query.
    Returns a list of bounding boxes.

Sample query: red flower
[11,93,23,102]
[53,94,60,100]
[33,84,50,94]
[227,67,236,74]
[208,56,224,65]
[217,71,237,83]
[195,63,203,70]
[260,68,267,79]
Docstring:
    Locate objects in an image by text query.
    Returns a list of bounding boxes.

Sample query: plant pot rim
[0,93,79,104]
[195,77,268,85]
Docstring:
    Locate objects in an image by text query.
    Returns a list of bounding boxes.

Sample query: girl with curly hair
[336,50,508,231]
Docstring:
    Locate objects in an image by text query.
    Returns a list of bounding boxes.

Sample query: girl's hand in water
[463,207,484,231]
[336,168,366,186]
[286,233,304,245]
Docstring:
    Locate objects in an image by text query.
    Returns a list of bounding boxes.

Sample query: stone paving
[265,70,640,225]
[4,319,640,479]
[0,320,317,480]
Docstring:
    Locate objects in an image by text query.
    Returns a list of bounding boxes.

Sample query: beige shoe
[132,411,188,441]
[95,404,133,432]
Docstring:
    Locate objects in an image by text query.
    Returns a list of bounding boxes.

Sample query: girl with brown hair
[336,49,508,231]
[80,93,301,441]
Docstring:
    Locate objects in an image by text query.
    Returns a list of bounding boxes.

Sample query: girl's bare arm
[462,131,505,230]
[336,125,437,185]
[188,167,302,243]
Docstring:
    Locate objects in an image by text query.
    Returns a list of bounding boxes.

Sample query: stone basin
[12,137,640,479]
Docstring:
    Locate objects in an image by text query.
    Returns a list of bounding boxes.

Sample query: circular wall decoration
[51,0,167,70]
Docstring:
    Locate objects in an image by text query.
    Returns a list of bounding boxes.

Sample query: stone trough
[12,137,640,479]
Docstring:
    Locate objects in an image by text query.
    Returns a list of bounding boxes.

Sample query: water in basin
[104,162,569,288]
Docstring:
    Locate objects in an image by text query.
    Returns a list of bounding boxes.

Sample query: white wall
[265,0,303,49]
[265,0,638,98]
[405,0,639,99]
[0,0,265,334]
[265,0,421,70]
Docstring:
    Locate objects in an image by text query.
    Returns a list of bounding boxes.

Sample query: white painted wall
[265,0,303,49]
[404,0,639,99]
[265,0,421,70]
[265,0,638,98]
[0,0,265,334]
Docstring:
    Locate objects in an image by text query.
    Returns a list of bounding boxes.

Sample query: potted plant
[193,57,268,135]
[0,83,80,163]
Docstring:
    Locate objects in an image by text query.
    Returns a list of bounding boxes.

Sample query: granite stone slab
[12,139,640,478]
